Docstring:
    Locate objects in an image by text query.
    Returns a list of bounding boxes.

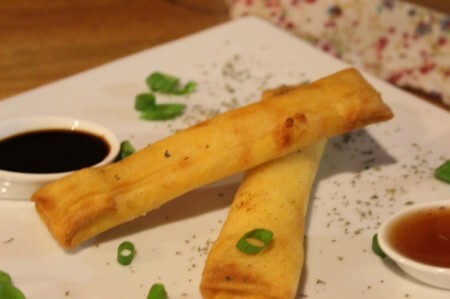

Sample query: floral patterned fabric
[227,0,450,106]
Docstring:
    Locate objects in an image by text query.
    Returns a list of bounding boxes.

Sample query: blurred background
[1,0,449,109]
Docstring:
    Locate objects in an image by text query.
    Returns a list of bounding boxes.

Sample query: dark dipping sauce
[0,129,110,174]
[388,206,450,268]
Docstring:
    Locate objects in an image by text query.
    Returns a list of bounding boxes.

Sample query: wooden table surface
[1,0,449,110]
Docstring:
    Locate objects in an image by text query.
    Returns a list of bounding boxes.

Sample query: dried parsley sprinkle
[316,279,326,285]
[3,237,14,244]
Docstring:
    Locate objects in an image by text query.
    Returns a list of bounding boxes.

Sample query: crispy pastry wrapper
[31,68,393,248]
[200,141,326,299]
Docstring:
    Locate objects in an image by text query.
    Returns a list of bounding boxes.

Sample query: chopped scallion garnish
[147,283,167,299]
[146,72,178,93]
[114,140,136,162]
[0,271,26,299]
[135,93,156,111]
[236,228,273,255]
[175,81,196,95]
[371,234,386,258]
[139,103,185,121]
[134,72,196,121]
[435,160,450,183]
[117,241,136,265]
[146,72,196,95]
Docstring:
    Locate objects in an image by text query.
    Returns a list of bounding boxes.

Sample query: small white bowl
[0,116,120,200]
[378,200,450,290]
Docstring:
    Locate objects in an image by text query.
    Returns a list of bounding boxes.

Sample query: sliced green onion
[147,283,167,299]
[173,81,196,95]
[140,103,185,121]
[135,72,195,122]
[146,72,196,95]
[134,72,195,122]
[135,93,156,111]
[146,72,178,93]
[114,140,136,162]
[117,241,135,265]
[0,271,26,299]
[236,228,273,255]
[371,234,386,258]
[435,160,450,183]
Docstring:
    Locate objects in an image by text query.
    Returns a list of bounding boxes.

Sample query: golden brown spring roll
[200,141,326,299]
[32,68,393,248]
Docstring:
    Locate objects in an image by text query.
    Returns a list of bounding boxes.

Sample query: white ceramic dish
[0,116,120,200]
[378,200,450,290]
[0,17,449,298]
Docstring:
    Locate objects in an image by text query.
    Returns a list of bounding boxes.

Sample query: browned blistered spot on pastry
[234,192,257,212]
[276,117,296,149]
[204,263,272,295]
[276,113,308,151]
[174,154,193,171]
[284,117,294,128]
[295,113,307,123]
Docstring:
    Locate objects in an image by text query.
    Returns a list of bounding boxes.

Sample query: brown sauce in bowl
[0,129,110,174]
[387,206,450,268]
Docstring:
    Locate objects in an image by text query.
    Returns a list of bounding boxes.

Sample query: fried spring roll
[200,141,326,299]
[32,68,393,248]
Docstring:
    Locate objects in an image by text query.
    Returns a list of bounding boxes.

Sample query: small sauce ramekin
[378,200,450,290]
[0,116,120,200]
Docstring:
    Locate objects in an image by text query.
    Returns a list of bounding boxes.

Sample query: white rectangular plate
[1,17,449,298]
